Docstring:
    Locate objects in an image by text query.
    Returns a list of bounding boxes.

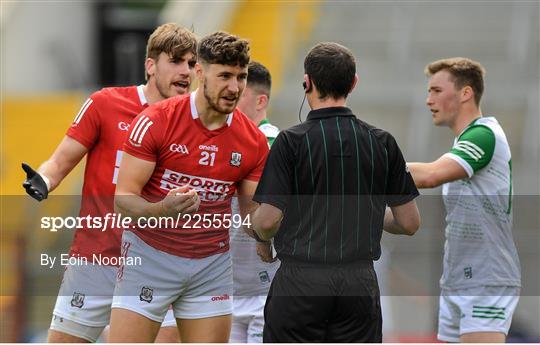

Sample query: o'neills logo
[211,294,230,302]
[199,144,219,152]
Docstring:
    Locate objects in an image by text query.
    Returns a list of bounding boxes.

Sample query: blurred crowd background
[1,1,538,342]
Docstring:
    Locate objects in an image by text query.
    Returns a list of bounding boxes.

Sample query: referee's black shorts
[263,259,382,343]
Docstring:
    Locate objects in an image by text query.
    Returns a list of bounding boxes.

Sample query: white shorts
[50,260,176,341]
[52,263,116,328]
[161,308,177,327]
[112,231,233,322]
[230,296,266,343]
[437,286,520,342]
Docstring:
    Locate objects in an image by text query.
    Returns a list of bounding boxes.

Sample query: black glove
[22,163,48,201]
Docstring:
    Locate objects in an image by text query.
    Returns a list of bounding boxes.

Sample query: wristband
[41,174,51,192]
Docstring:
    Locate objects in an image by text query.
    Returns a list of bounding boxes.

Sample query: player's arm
[237,179,259,218]
[238,179,279,262]
[38,136,89,190]
[22,136,88,200]
[248,127,283,240]
[251,203,283,241]
[248,131,291,241]
[409,124,495,188]
[23,93,104,201]
[114,152,199,220]
[383,133,421,235]
[407,156,468,189]
[383,201,420,236]
[237,179,279,240]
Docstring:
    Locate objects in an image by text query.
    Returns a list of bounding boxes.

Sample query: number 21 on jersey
[199,151,216,167]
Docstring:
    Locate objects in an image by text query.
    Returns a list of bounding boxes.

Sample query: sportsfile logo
[170,143,189,155]
[160,169,233,201]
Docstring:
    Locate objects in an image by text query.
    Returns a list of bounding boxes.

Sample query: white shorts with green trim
[437,286,520,342]
[230,296,267,343]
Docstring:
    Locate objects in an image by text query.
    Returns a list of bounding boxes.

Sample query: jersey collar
[137,85,148,106]
[456,116,483,138]
[306,106,355,120]
[258,118,269,126]
[190,89,234,126]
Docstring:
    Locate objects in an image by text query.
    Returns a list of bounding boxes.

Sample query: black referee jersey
[254,106,418,264]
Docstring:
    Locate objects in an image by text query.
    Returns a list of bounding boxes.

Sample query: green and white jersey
[441,117,521,289]
[230,118,280,296]
[257,118,279,147]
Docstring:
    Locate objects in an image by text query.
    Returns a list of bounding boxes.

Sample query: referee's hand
[22,163,49,201]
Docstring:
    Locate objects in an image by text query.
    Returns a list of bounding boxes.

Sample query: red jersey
[66,85,148,261]
[123,91,269,258]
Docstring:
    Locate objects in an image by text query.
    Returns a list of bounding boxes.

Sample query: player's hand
[162,186,200,216]
[21,163,49,201]
[256,240,276,263]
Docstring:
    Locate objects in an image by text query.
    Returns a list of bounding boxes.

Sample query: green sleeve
[449,125,495,173]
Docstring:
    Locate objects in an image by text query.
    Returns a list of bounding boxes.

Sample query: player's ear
[145,58,156,79]
[256,94,268,111]
[195,62,204,82]
[461,85,474,103]
[349,74,359,94]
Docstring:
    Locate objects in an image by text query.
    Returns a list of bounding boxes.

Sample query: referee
[249,42,421,342]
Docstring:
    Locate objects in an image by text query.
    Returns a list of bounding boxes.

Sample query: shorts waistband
[280,256,373,268]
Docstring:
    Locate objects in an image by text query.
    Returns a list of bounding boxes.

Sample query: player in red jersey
[110,31,269,343]
[21,23,197,343]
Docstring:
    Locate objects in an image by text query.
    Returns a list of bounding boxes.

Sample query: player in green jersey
[408,57,520,343]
